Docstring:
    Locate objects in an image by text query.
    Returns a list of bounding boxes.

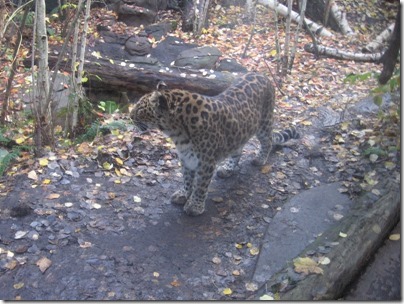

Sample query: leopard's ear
[156,81,167,91]
[151,91,169,111]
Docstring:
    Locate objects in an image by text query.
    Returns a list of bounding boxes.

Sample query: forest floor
[0,0,400,300]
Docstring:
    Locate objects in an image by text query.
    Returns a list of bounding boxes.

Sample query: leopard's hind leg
[252,120,273,166]
[217,147,243,178]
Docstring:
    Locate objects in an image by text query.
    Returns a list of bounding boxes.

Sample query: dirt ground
[0,93,400,300]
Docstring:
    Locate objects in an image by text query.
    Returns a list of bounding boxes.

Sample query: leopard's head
[130,89,171,132]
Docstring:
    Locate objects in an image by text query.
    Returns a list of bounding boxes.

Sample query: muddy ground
[0,93,400,300]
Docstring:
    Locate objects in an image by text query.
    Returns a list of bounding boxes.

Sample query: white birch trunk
[258,0,333,37]
[245,0,256,21]
[288,0,307,72]
[33,0,51,149]
[304,43,382,62]
[329,1,354,35]
[193,0,210,35]
[281,0,292,76]
[363,23,395,53]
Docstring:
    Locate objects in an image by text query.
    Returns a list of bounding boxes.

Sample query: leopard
[130,72,299,216]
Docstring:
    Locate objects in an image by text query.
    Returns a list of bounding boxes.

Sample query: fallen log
[257,0,333,37]
[304,43,382,62]
[45,55,237,96]
[254,178,400,300]
[363,22,395,53]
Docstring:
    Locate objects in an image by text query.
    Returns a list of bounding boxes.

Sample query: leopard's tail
[272,126,300,144]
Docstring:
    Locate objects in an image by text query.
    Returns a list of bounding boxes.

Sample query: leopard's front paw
[251,157,266,166]
[183,200,205,216]
[170,190,187,205]
[216,165,236,178]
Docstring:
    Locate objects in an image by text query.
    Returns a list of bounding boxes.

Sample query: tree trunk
[32,0,52,154]
[289,0,307,72]
[258,0,333,37]
[0,0,6,45]
[193,0,210,35]
[43,55,236,96]
[363,23,395,53]
[304,43,382,62]
[378,8,400,85]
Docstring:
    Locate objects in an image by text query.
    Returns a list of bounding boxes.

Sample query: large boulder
[174,46,222,69]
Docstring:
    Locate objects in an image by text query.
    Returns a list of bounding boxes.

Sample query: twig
[263,60,285,96]
[242,7,256,58]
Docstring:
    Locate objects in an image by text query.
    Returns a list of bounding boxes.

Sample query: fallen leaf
[259,294,274,300]
[46,193,60,200]
[14,231,28,239]
[27,170,38,180]
[372,224,381,234]
[13,282,24,290]
[36,257,52,273]
[212,196,224,203]
[39,158,49,167]
[261,165,271,174]
[133,196,142,203]
[389,234,400,241]
[339,232,347,238]
[293,257,323,275]
[170,280,181,287]
[153,272,160,278]
[249,247,260,256]
[232,270,240,276]
[245,282,258,291]
[222,288,232,295]
[42,179,51,185]
[318,257,331,265]
[212,256,221,264]
[103,162,113,170]
[5,259,18,270]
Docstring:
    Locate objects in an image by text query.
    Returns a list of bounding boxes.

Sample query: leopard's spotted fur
[130,72,299,216]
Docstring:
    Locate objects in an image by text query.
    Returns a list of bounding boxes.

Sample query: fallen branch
[304,43,382,62]
[363,22,395,53]
[258,0,333,37]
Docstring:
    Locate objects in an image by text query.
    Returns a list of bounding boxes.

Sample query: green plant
[0,133,31,176]
[97,101,119,114]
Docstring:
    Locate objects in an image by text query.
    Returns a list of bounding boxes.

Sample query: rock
[125,36,152,56]
[174,46,222,69]
[142,21,175,40]
[216,58,248,72]
[117,1,157,27]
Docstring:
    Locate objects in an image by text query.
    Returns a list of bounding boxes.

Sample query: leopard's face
[130,91,170,132]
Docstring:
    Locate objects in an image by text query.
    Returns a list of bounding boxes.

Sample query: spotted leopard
[130,72,299,216]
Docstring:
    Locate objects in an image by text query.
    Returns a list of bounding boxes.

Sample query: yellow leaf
[153,272,160,278]
[235,243,243,249]
[15,137,25,144]
[339,232,347,238]
[91,51,102,59]
[103,162,113,170]
[109,59,114,64]
[39,158,49,167]
[301,120,312,126]
[293,257,323,275]
[114,179,121,184]
[42,179,51,185]
[389,234,400,241]
[133,196,142,203]
[222,288,232,295]
[250,247,260,256]
[268,49,277,57]
[115,157,124,166]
